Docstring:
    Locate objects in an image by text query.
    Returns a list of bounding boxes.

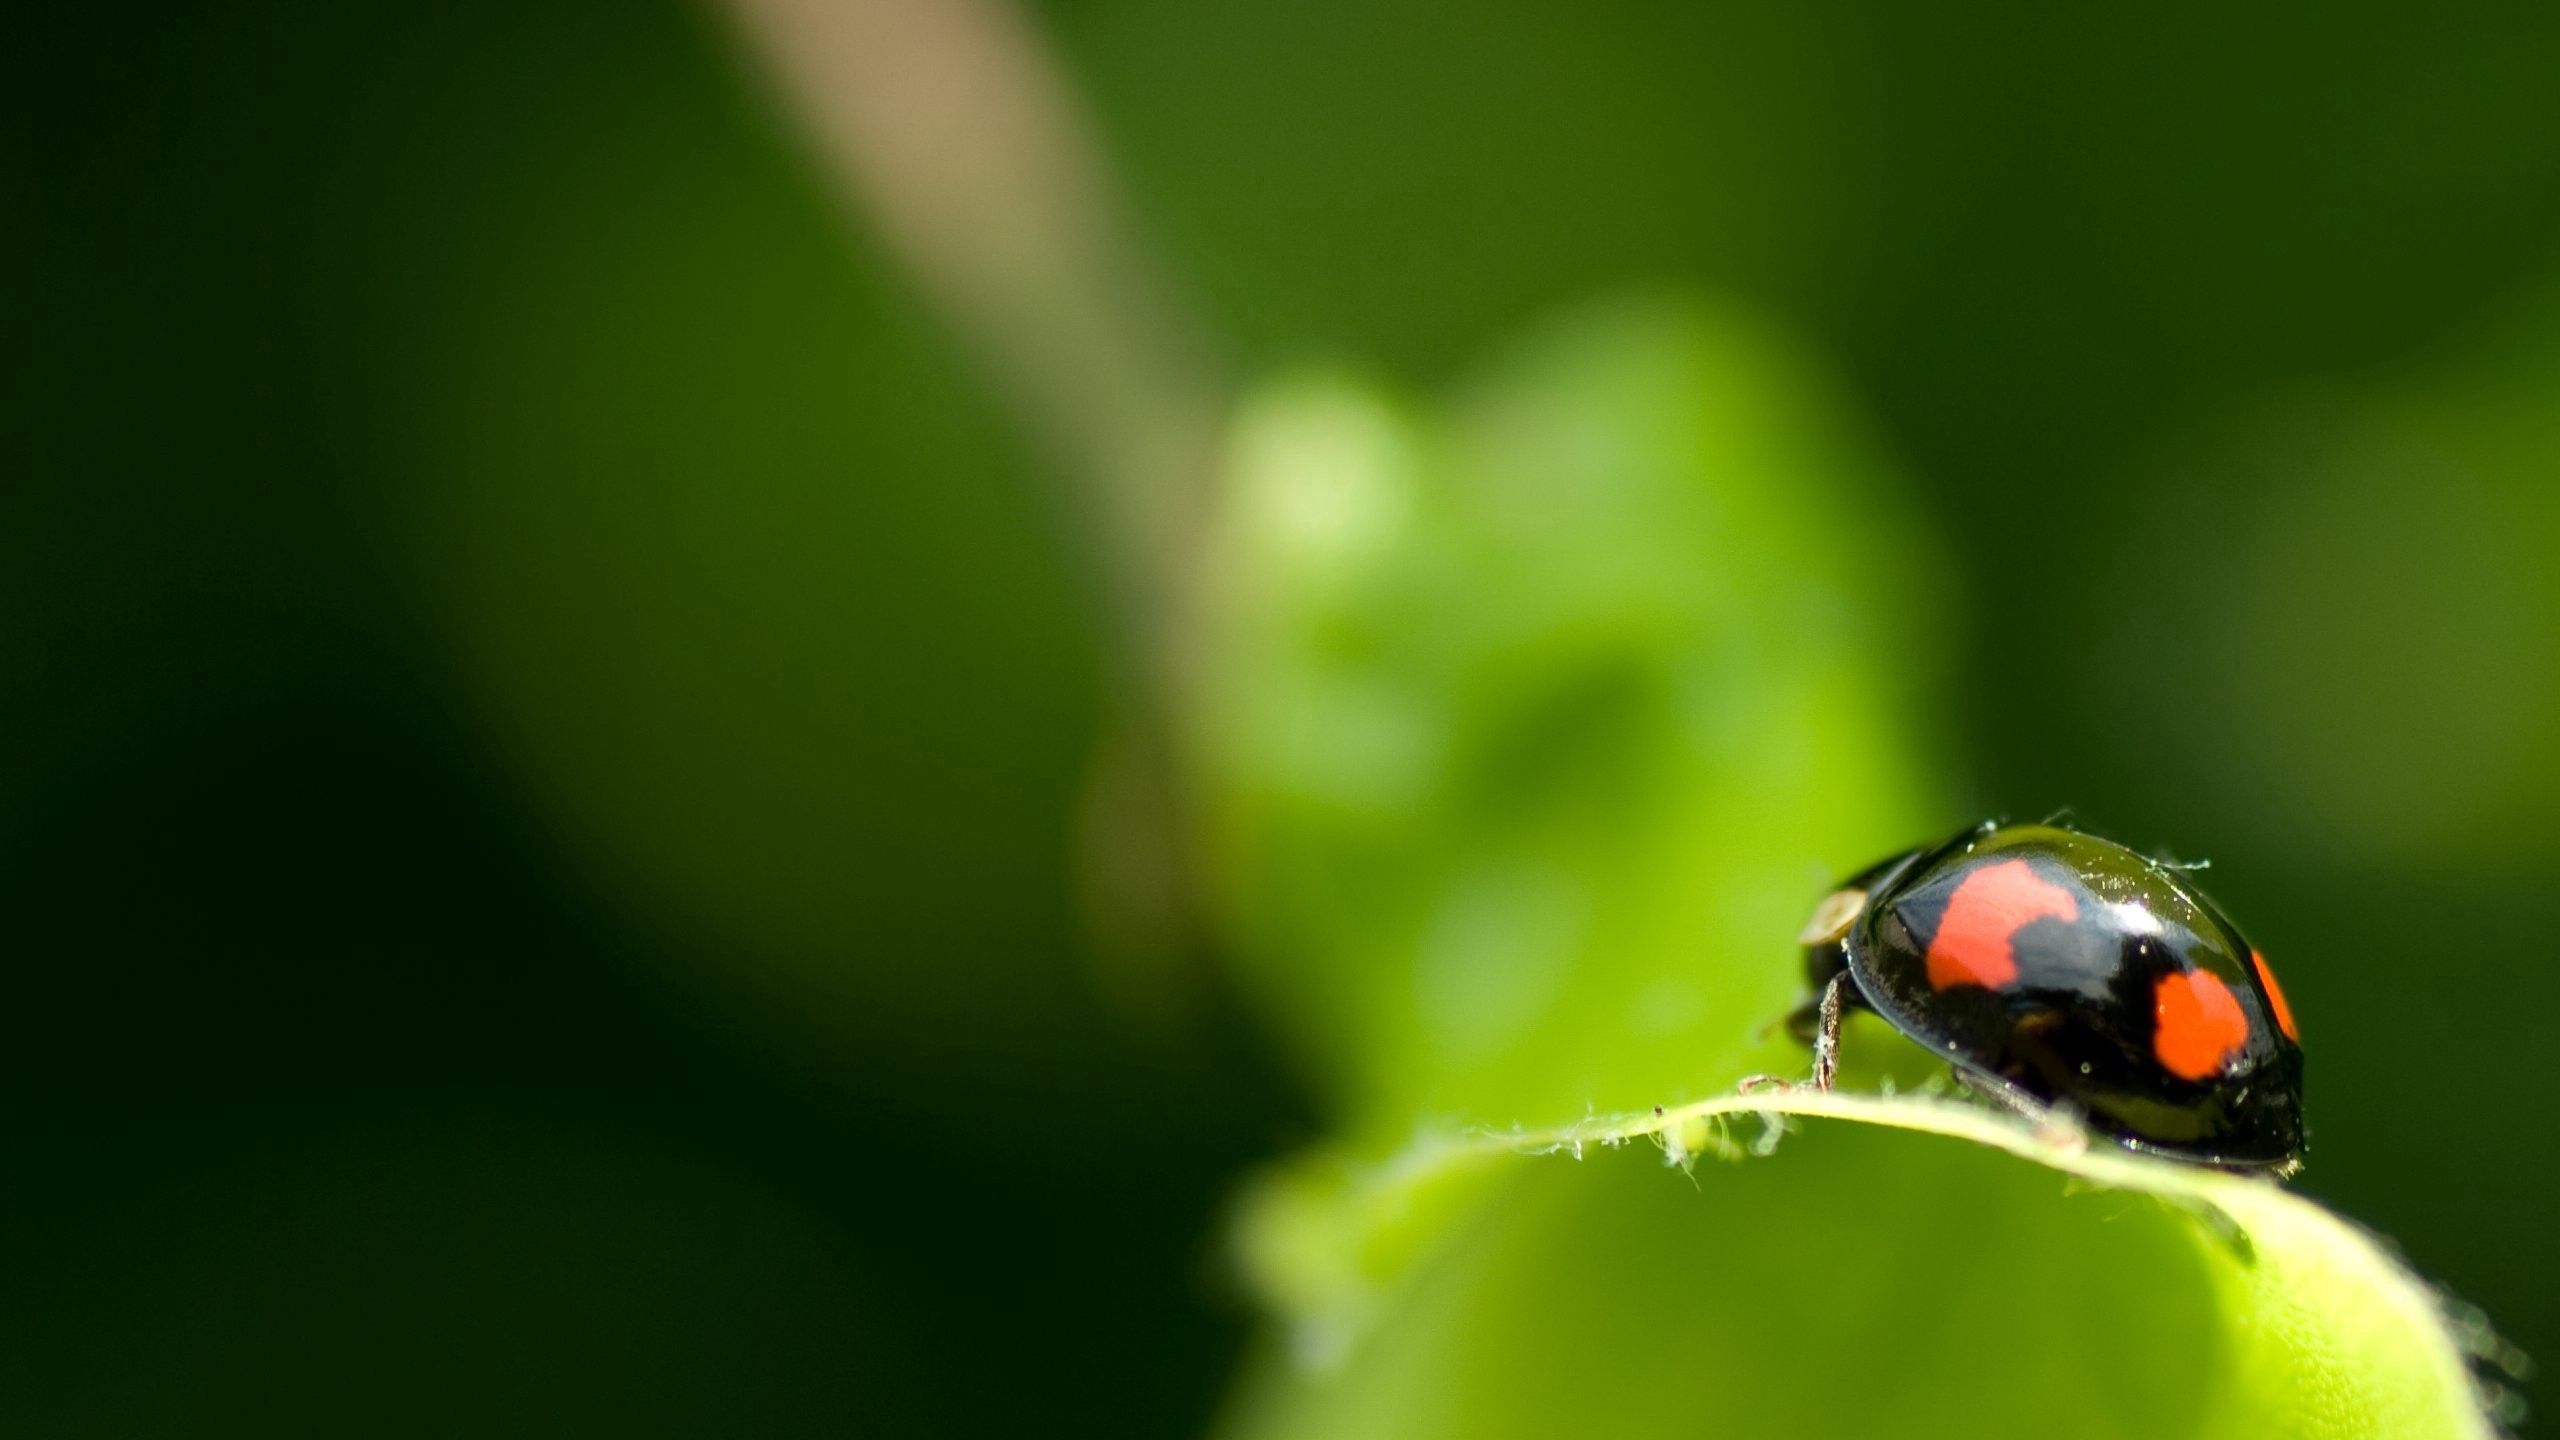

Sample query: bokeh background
[13,0,2560,1434]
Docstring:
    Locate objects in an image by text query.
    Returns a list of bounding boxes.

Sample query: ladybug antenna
[2038,804,2079,827]
[2155,851,2213,873]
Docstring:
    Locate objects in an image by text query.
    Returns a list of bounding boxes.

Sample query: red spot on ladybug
[2252,949,2298,1042]
[1923,858,2079,991]
[2153,970,2250,1081]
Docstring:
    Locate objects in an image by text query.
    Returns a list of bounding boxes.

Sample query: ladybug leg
[1810,972,1848,1092]
[1954,1070,2089,1151]
[1786,930,1855,1046]
[1965,1076,2051,1125]
[1745,978,1849,1093]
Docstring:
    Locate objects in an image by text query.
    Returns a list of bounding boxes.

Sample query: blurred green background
[12,0,2560,1434]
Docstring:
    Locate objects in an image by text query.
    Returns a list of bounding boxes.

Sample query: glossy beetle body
[1800,821,2305,1170]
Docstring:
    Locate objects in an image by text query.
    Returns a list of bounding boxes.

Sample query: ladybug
[1791,820,2305,1171]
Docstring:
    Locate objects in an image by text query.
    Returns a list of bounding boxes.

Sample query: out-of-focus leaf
[1190,296,2506,1439]
[1192,296,1944,1140]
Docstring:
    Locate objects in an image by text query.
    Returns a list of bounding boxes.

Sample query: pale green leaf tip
[1236,1089,2516,1440]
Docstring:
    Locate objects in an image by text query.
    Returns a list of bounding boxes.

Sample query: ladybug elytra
[1793,820,2305,1171]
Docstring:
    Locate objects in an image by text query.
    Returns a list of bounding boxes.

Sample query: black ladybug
[1792,820,2305,1171]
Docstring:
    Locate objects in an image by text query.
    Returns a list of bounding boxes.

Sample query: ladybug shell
[1823,822,2304,1168]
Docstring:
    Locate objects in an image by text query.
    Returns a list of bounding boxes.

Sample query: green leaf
[1191,296,2510,1439]
[1193,295,1946,1144]
[1225,1092,2503,1440]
